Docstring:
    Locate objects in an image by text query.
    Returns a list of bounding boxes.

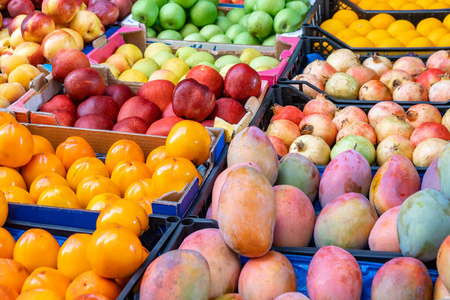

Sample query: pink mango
[368,206,401,252]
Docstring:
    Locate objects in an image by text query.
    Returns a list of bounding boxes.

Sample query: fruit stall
[0,0,449,298]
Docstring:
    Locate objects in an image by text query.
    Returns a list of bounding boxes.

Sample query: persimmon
[29,172,70,203]
[37,185,81,209]
[0,258,30,293]
[0,228,15,259]
[57,234,92,282]
[21,267,71,299]
[123,178,154,200]
[16,289,63,300]
[21,153,66,188]
[134,196,156,215]
[0,191,7,226]
[145,145,170,172]
[166,120,211,166]
[86,193,121,212]
[0,284,19,300]
[0,121,34,168]
[0,112,15,126]
[32,135,55,155]
[72,294,110,300]
[76,175,120,209]
[105,139,145,174]
[55,136,96,171]
[0,166,27,190]
[1,186,35,204]
[65,271,122,300]
[110,160,153,196]
[66,157,109,191]
[13,229,60,273]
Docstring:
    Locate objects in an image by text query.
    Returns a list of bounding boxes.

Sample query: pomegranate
[325,72,359,100]
[302,93,337,120]
[375,115,414,143]
[303,60,337,85]
[416,68,445,91]
[291,74,325,98]
[426,50,450,73]
[429,75,450,102]
[379,69,414,93]
[376,135,414,166]
[270,104,305,125]
[392,82,428,102]
[405,104,442,128]
[332,106,368,131]
[367,101,405,129]
[336,122,377,145]
[299,113,337,147]
[409,122,450,147]
[326,49,360,72]
[265,119,301,149]
[268,135,288,157]
[363,54,393,77]
[289,135,330,165]
[392,56,426,78]
[412,138,449,167]
[346,65,379,87]
[443,109,450,132]
[359,80,392,101]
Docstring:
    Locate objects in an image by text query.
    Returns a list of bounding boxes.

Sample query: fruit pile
[321,11,450,47]
[352,0,450,10]
[131,0,311,45]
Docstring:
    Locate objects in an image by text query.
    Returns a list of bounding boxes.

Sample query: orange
[0,121,34,168]
[444,13,450,30]
[37,185,81,208]
[335,28,362,42]
[13,228,60,273]
[124,178,155,200]
[358,0,376,9]
[396,30,423,47]
[429,2,450,8]
[96,199,149,236]
[86,193,121,211]
[145,145,170,173]
[437,33,450,46]
[320,19,346,35]
[21,153,66,188]
[66,157,109,191]
[57,233,92,281]
[0,191,7,227]
[0,167,27,190]
[332,10,359,27]
[0,258,30,294]
[110,160,153,196]
[346,36,375,47]
[0,228,15,258]
[374,2,394,9]
[21,267,71,299]
[416,0,435,8]
[349,19,375,36]
[55,136,96,171]
[399,2,423,9]
[152,157,202,197]
[0,284,19,300]
[29,172,70,203]
[387,0,408,9]
[65,270,122,300]
[416,18,444,37]
[366,29,392,46]
[76,175,120,209]
[134,196,156,215]
[87,224,143,279]
[16,289,63,300]
[0,112,15,127]
[377,37,405,47]
[406,37,435,47]
[166,120,211,166]
[31,135,55,155]
[104,139,145,174]
[428,27,450,46]
[1,186,35,204]
[387,20,415,37]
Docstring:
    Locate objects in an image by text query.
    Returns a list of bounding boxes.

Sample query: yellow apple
[115,44,143,64]
[118,69,147,83]
[105,53,133,73]
[148,69,179,85]
[144,42,172,59]
[161,57,190,79]
[100,63,120,78]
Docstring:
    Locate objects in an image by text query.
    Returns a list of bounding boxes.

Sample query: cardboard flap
[92,34,109,49]
[121,29,147,54]
[29,73,49,93]
[25,74,63,111]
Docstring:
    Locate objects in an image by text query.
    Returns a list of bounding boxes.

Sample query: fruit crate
[278,36,450,105]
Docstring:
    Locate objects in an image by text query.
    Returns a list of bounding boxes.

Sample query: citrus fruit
[57,233,92,281]
[396,30,423,47]
[104,139,145,174]
[349,19,375,36]
[358,0,376,9]
[366,29,392,46]
[406,37,435,47]
[416,18,444,37]
[369,14,396,30]
[437,33,450,46]
[387,0,408,9]
[399,2,423,9]
[1,186,34,204]
[387,20,415,37]
[332,10,359,27]
[320,19,346,35]
[444,13,450,30]
[335,28,362,42]
[428,27,450,46]
[429,2,450,8]
[346,36,376,47]
[377,37,405,47]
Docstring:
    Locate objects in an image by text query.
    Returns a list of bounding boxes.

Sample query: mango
[437,235,450,292]
[433,276,450,299]
[319,149,372,208]
[214,294,246,300]
[438,143,450,199]
[228,126,279,185]
[422,157,440,191]
[397,189,450,262]
[238,251,297,300]
[371,257,433,299]
[370,154,421,215]
[218,165,277,257]
[306,245,362,300]
[368,206,401,252]
[275,153,320,202]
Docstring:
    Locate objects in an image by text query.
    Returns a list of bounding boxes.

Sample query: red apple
[87,0,119,26]
[185,64,224,99]
[40,94,76,115]
[224,63,261,104]
[21,11,56,43]
[416,68,445,92]
[207,97,247,124]
[42,0,78,25]
[201,120,214,127]
[2,18,13,30]
[162,101,176,118]
[52,48,91,82]
[110,0,132,20]
[117,96,162,126]
[41,29,78,62]
[74,114,114,130]
[146,116,184,136]
[7,0,34,18]
[104,83,134,108]
[172,78,216,122]
[137,80,174,111]
[51,110,77,127]
[13,42,44,66]
[112,116,149,134]
[64,67,106,104]
[76,95,119,122]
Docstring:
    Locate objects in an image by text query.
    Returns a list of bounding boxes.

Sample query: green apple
[255,0,285,17]
[153,51,176,67]
[239,48,262,64]
[208,34,232,44]
[244,0,256,13]
[132,58,160,78]
[246,11,273,38]
[199,0,219,6]
[199,24,223,41]
[233,32,260,45]
[173,0,197,8]
[226,8,246,24]
[217,10,225,16]
[286,1,309,17]
[179,23,199,38]
[157,29,183,39]
[273,8,302,34]
[185,51,215,68]
[184,33,207,41]
[219,63,238,77]
[152,20,164,33]
[131,0,159,28]
[262,35,276,46]
[190,1,217,27]
[225,24,247,42]
[215,55,241,71]
[150,0,168,8]
[294,0,311,8]
[195,61,219,71]
[249,56,280,69]
[238,14,249,27]
[215,16,233,33]
[144,42,172,58]
[159,3,186,30]
[175,47,198,60]
[146,27,157,38]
